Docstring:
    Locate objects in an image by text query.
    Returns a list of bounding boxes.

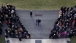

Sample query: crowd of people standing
[0,4,30,40]
[49,5,76,39]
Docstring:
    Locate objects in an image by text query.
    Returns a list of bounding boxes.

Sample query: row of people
[0,4,30,40]
[49,6,76,39]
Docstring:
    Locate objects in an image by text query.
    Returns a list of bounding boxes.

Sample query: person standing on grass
[30,10,32,17]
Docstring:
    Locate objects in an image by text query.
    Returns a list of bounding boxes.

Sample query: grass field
[0,36,5,43]
[71,36,76,43]
[0,0,76,10]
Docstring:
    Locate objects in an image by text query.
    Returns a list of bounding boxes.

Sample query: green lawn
[0,36,5,43]
[71,36,76,43]
[0,0,76,10]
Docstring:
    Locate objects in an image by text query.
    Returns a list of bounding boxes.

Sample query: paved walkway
[16,10,59,39]
[5,38,70,43]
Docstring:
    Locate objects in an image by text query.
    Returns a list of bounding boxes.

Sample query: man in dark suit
[18,32,22,41]
[38,19,41,26]
[30,10,32,17]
